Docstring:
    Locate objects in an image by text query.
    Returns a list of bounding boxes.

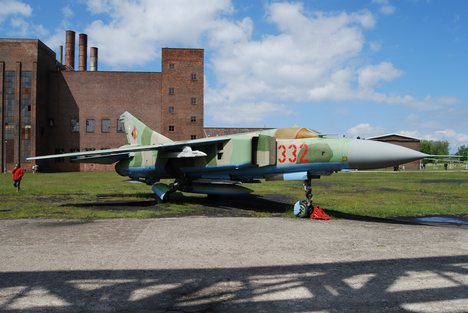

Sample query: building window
[169,87,175,95]
[117,119,125,133]
[4,71,15,140]
[191,97,197,105]
[168,106,175,113]
[21,125,31,140]
[191,135,197,140]
[191,116,196,123]
[71,119,80,133]
[191,73,197,80]
[169,63,175,71]
[86,119,95,133]
[101,119,110,133]
[169,125,175,132]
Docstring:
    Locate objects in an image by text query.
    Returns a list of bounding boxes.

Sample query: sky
[1,0,467,151]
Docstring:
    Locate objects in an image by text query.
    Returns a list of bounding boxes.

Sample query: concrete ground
[0,217,467,312]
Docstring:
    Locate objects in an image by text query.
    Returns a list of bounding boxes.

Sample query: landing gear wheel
[294,200,312,218]
[293,177,314,218]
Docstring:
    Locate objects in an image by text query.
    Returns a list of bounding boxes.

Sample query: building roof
[366,133,421,141]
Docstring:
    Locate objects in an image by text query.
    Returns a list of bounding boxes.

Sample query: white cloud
[207,3,378,123]
[62,5,74,19]
[398,130,421,139]
[205,2,461,124]
[399,129,468,151]
[435,129,468,144]
[9,17,28,35]
[358,62,402,89]
[0,0,48,37]
[84,0,233,66]
[372,0,396,15]
[362,93,460,110]
[206,100,291,125]
[86,0,113,13]
[347,123,384,138]
[54,0,459,126]
[0,0,31,23]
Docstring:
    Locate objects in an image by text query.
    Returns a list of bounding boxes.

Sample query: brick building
[1,31,204,172]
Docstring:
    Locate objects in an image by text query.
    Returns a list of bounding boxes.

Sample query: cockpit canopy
[275,127,321,139]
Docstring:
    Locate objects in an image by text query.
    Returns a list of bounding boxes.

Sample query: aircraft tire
[294,200,312,218]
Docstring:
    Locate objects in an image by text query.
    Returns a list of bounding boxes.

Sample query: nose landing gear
[293,178,313,218]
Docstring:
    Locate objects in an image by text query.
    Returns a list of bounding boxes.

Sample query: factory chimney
[65,30,75,69]
[78,33,88,71]
[59,45,63,64]
[90,47,98,71]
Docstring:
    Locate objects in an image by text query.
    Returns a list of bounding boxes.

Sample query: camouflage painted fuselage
[115,127,351,183]
[28,111,427,200]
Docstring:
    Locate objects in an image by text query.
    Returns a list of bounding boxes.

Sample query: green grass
[0,172,204,219]
[309,171,468,217]
[0,171,467,219]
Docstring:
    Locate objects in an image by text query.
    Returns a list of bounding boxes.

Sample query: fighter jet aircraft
[28,112,427,217]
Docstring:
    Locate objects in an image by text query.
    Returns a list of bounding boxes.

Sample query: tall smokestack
[59,45,63,64]
[78,33,88,71]
[90,47,98,71]
[65,30,75,69]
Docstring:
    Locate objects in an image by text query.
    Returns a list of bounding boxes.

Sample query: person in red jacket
[12,164,25,192]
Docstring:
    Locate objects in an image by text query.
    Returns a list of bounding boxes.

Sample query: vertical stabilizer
[119,112,173,146]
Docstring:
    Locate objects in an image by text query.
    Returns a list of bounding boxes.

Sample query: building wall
[44,71,163,171]
[161,48,204,141]
[0,39,56,172]
[1,37,204,172]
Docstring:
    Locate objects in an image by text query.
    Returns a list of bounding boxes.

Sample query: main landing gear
[293,178,314,218]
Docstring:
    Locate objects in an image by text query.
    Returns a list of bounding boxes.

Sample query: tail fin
[119,112,172,146]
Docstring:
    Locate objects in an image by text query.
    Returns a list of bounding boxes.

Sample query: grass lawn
[0,171,467,219]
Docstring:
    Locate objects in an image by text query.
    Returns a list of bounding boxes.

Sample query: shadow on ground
[1,255,467,312]
[64,192,468,228]
[65,192,468,228]
[66,192,294,217]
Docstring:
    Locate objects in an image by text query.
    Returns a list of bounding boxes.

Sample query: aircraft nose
[347,139,427,170]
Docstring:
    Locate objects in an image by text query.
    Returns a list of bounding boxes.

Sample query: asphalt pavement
[0,217,467,312]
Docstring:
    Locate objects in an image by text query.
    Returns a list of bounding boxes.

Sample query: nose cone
[347,139,427,170]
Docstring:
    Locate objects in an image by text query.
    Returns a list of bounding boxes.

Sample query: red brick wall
[42,48,205,171]
[161,48,204,141]
[45,71,163,171]
[1,39,205,172]
[0,39,56,172]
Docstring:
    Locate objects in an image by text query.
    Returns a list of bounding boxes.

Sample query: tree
[456,145,468,161]
[421,140,450,156]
